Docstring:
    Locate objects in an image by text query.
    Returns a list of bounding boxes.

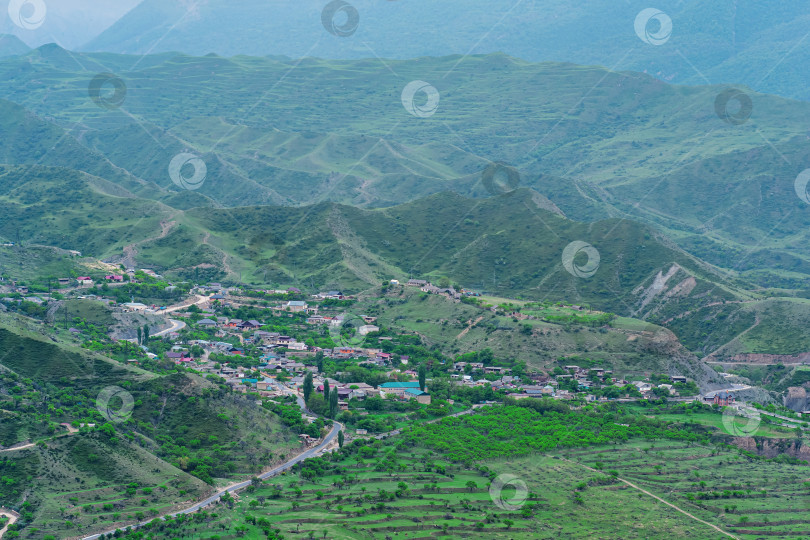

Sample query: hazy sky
[2,0,142,49]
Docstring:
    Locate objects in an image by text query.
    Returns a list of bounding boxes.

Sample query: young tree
[338,430,344,448]
[136,326,142,345]
[329,390,339,418]
[324,379,330,402]
[315,350,324,373]
[143,324,150,344]
[303,372,314,404]
[418,364,427,391]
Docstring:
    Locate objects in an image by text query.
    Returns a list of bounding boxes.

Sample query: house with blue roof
[380,381,430,404]
[380,382,421,389]
[404,388,431,404]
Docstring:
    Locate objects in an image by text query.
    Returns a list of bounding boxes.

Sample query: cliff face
[731,436,809,460]
[708,353,810,364]
[784,387,808,413]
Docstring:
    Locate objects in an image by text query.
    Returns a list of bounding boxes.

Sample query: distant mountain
[0,48,808,290]
[0,98,168,201]
[0,34,30,57]
[83,0,810,100]
[0,0,140,51]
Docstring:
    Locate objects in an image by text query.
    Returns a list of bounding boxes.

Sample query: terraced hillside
[139,403,810,539]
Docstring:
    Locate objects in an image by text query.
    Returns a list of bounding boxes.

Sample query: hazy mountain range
[2,1,810,100]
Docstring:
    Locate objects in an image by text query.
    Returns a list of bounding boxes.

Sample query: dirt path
[0,424,78,453]
[0,442,35,453]
[0,509,19,539]
[561,457,739,539]
[121,219,178,268]
[456,316,483,339]
[200,232,234,279]
[164,295,209,314]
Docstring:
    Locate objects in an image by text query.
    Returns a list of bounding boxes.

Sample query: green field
[101,402,810,540]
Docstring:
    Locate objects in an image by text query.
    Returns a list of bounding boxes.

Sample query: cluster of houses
[180,360,433,408]
[449,363,698,402]
[401,279,464,301]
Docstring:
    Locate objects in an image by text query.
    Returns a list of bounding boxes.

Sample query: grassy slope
[0,49,806,355]
[0,165,804,356]
[0,313,299,538]
[355,287,723,385]
[0,49,808,282]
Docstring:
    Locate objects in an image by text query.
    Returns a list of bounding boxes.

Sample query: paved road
[81,407,341,539]
[734,403,806,430]
[164,295,209,314]
[151,318,186,337]
[123,293,206,342]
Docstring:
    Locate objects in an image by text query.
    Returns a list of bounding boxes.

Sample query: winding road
[80,413,341,539]
[151,318,186,338]
[0,509,19,539]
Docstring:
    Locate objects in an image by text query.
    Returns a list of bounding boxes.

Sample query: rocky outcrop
[730,436,809,460]
[784,387,808,413]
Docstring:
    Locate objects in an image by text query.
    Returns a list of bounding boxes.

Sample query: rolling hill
[0,34,30,57]
[0,48,808,292]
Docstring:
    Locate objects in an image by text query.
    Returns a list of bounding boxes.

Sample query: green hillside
[0,48,805,357]
[0,49,807,291]
[354,286,723,385]
[0,313,299,537]
[0,159,800,356]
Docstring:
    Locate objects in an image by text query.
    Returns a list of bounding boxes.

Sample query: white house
[358,325,380,336]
